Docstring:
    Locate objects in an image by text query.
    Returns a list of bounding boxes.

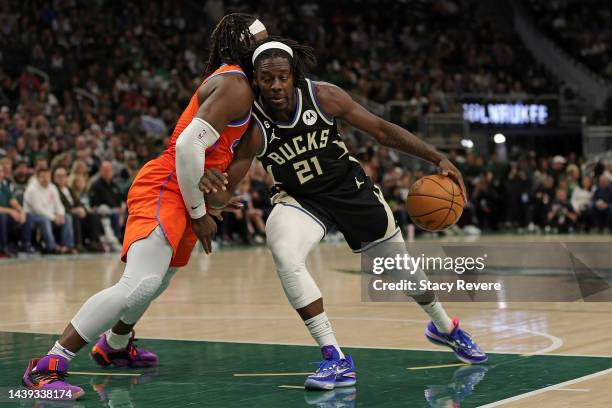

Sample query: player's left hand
[208,196,244,221]
[438,158,467,205]
[191,214,218,254]
[199,168,228,194]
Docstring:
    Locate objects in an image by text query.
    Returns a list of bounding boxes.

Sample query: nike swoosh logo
[191,204,202,210]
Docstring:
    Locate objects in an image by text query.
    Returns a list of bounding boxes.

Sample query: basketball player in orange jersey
[201,37,485,391]
[21,14,268,400]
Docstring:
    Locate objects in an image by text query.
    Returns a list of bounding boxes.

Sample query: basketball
[406,174,464,231]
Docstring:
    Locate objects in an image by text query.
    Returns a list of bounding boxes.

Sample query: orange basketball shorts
[121,155,197,267]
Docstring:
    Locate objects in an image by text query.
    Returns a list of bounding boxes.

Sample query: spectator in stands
[221,185,251,245]
[0,164,27,256]
[532,157,550,188]
[565,163,581,196]
[70,175,91,209]
[10,160,29,204]
[504,163,531,230]
[472,172,499,230]
[550,155,566,184]
[245,201,267,244]
[89,161,123,244]
[387,185,410,234]
[532,175,555,228]
[249,164,273,221]
[547,188,578,233]
[53,167,104,252]
[591,175,612,232]
[571,175,594,231]
[23,167,75,253]
[0,157,12,180]
[67,160,90,187]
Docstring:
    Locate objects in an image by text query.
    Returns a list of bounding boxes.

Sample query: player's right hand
[198,168,228,194]
[437,158,467,205]
[208,196,245,221]
[191,214,217,254]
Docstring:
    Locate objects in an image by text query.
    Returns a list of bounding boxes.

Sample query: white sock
[420,300,454,333]
[106,330,131,350]
[48,341,77,362]
[304,312,345,359]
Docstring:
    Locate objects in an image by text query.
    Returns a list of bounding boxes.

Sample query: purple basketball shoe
[305,346,357,391]
[90,331,158,368]
[22,355,85,400]
[425,318,488,364]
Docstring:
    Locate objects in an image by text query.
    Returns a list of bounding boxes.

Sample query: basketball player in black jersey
[201,37,487,390]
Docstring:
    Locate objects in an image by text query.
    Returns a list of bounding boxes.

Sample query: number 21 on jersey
[294,157,323,184]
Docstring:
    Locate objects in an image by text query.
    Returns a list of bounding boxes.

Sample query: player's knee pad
[151,267,178,300]
[269,239,304,273]
[125,275,163,309]
[266,204,324,309]
[278,267,322,310]
[269,241,321,309]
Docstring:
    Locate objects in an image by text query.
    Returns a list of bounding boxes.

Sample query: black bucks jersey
[252,78,400,252]
[254,79,363,196]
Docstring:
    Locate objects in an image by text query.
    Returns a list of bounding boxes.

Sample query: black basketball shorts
[271,176,401,252]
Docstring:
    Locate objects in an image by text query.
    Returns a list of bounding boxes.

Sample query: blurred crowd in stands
[258,0,559,119]
[351,140,612,236]
[525,0,612,124]
[0,0,610,257]
[527,0,611,82]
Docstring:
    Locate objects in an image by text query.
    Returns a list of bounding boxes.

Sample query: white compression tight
[265,201,449,350]
[265,204,325,309]
[266,202,433,308]
[71,226,178,343]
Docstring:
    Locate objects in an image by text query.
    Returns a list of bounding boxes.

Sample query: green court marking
[407,362,469,370]
[0,332,611,407]
[234,372,313,377]
[69,371,142,376]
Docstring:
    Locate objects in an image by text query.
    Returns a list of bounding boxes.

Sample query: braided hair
[252,36,317,87]
[203,13,259,79]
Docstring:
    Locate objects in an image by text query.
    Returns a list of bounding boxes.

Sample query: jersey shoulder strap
[202,64,247,85]
[303,78,334,126]
[252,110,270,158]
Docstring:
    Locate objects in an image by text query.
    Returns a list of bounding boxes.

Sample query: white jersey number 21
[293,157,324,184]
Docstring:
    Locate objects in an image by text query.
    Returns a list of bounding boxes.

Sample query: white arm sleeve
[175,118,220,219]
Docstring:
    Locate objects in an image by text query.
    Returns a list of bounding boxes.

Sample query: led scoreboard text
[462,103,549,126]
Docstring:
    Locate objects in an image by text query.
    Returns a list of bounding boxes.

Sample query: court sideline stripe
[0,315,567,357]
[234,372,313,377]
[553,388,590,392]
[478,367,612,407]
[2,328,610,359]
[127,315,566,355]
[407,363,468,370]
[69,371,141,377]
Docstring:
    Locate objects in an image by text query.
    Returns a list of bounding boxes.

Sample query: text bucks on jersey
[254,79,362,195]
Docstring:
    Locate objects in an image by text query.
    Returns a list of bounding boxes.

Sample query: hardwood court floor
[0,234,611,407]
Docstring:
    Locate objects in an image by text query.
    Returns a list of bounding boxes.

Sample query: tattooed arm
[314,81,466,202]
